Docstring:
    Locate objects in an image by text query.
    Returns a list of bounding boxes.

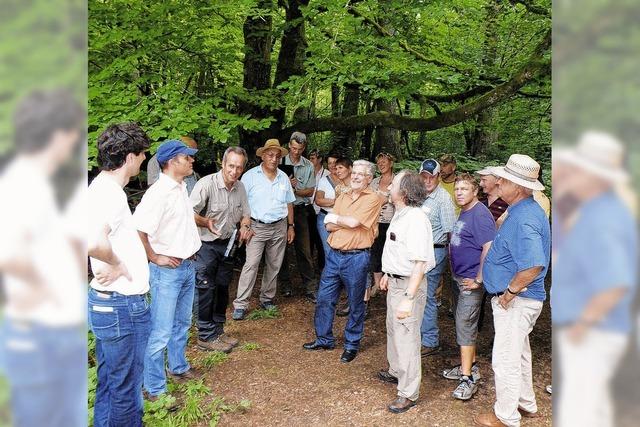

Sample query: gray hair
[289,131,307,145]
[353,159,375,177]
[397,170,429,207]
[222,146,248,166]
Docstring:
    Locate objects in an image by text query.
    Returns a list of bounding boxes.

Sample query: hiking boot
[442,363,481,381]
[167,368,200,383]
[197,338,233,353]
[218,333,239,348]
[452,375,478,401]
[420,345,441,357]
[232,308,247,320]
[260,301,277,310]
[144,392,179,412]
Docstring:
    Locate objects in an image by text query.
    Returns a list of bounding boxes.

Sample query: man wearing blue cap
[133,140,202,400]
[418,158,456,357]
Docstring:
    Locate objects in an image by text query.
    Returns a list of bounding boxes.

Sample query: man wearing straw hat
[232,139,295,320]
[474,154,550,427]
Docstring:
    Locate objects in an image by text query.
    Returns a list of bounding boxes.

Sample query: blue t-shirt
[552,191,637,333]
[450,202,496,278]
[483,197,550,301]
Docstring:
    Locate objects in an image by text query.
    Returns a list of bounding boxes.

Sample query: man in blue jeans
[88,122,152,426]
[134,140,203,400]
[303,160,383,363]
[418,159,456,356]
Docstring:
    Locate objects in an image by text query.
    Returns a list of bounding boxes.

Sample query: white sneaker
[442,363,481,381]
[452,376,478,400]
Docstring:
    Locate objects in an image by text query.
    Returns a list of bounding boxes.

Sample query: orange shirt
[327,188,383,250]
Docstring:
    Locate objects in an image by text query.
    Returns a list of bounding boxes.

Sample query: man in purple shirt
[445,173,495,401]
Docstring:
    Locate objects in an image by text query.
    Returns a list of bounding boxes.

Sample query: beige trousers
[556,327,627,427]
[386,276,427,401]
[233,220,287,310]
[491,296,543,427]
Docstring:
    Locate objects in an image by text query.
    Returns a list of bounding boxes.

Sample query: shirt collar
[159,172,185,190]
[214,171,237,191]
[507,195,534,213]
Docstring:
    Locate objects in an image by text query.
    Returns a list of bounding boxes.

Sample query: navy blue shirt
[483,197,550,301]
[552,191,637,333]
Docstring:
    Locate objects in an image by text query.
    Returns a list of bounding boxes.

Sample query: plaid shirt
[421,184,456,245]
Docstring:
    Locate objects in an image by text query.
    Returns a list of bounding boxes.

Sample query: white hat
[476,167,496,176]
[490,154,544,191]
[554,131,629,183]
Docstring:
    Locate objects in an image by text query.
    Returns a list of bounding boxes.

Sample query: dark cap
[419,158,440,175]
[157,140,198,164]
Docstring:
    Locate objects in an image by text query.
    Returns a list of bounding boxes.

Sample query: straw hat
[256,139,288,157]
[554,131,629,183]
[490,154,544,191]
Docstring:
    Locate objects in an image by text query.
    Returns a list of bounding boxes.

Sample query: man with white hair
[303,160,383,363]
[474,154,550,427]
[552,131,636,427]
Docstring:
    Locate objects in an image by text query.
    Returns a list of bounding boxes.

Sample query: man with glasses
[278,132,318,302]
[232,139,295,320]
[303,160,383,363]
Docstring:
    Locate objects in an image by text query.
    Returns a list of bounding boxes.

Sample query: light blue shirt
[552,191,637,332]
[421,184,456,244]
[241,164,295,223]
[483,197,550,301]
[283,154,315,205]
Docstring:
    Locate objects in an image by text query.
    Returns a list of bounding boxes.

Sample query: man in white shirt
[133,140,202,399]
[88,122,152,426]
[378,171,435,414]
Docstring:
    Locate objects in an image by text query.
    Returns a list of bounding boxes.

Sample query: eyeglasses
[376,152,395,161]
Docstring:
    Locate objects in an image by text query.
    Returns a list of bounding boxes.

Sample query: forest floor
[181,261,553,427]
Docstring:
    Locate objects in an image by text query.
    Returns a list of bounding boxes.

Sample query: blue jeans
[420,246,449,347]
[316,212,332,264]
[314,248,370,351]
[144,260,195,396]
[89,289,150,427]
[1,318,86,427]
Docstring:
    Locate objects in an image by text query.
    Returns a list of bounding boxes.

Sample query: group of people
[88,123,551,427]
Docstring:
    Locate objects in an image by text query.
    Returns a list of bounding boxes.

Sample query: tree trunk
[238,0,275,164]
[333,83,360,150]
[373,98,399,159]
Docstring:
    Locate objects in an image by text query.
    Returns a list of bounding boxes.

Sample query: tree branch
[282,29,550,135]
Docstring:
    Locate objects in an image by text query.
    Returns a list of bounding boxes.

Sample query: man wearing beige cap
[232,139,295,320]
[474,154,550,427]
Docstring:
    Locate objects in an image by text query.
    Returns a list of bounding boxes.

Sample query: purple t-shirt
[450,202,496,278]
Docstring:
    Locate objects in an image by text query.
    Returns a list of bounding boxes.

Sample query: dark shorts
[453,277,484,346]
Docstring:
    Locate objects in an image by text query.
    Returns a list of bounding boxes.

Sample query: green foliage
[240,342,261,351]
[246,306,281,320]
[89,0,551,167]
[199,351,229,369]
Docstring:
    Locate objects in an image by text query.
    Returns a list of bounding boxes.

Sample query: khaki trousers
[386,276,427,401]
[233,220,287,310]
[491,296,543,427]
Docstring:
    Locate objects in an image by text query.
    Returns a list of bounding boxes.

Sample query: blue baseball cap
[418,158,440,175]
[157,139,198,164]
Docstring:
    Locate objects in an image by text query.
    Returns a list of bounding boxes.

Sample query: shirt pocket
[274,183,291,203]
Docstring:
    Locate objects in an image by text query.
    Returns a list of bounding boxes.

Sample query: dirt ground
[188,264,552,427]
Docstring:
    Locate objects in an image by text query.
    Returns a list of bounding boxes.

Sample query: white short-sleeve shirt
[316,175,336,214]
[133,173,201,259]
[89,173,150,295]
[382,206,436,276]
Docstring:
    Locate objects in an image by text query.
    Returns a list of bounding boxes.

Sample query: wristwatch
[506,287,518,295]
[473,278,483,286]
[288,223,295,228]
[403,291,415,300]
